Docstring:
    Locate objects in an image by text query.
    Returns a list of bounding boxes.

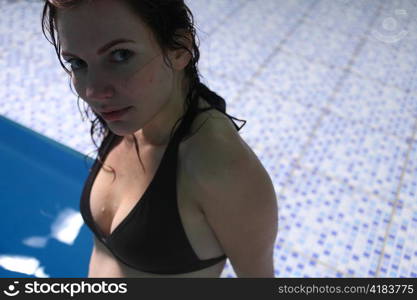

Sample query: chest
[88,139,225,262]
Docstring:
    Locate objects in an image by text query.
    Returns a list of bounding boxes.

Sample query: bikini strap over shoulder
[196,83,247,132]
[168,82,248,146]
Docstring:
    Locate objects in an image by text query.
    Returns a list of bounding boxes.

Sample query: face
[56,0,190,137]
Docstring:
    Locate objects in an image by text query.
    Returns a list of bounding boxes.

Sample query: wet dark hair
[41,0,246,182]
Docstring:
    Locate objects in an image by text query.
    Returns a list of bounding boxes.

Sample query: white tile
[378,206,417,277]
[328,72,416,138]
[298,114,409,200]
[2,0,417,278]
[278,166,395,277]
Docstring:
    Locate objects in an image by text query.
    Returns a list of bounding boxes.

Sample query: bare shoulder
[182,107,248,172]
[182,106,272,199]
[182,107,278,277]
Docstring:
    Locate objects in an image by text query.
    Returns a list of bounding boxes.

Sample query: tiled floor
[0,0,416,277]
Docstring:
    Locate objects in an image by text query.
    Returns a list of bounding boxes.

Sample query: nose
[86,85,114,100]
[85,73,115,100]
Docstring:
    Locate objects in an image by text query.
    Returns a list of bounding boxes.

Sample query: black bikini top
[79,84,246,274]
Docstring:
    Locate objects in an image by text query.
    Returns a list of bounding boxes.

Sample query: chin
[106,126,129,136]
[109,124,140,137]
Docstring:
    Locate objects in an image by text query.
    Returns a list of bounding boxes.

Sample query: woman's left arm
[192,136,279,278]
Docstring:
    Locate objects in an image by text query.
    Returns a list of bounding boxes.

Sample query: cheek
[125,63,172,96]
[72,79,92,107]
[72,77,83,97]
[148,61,173,92]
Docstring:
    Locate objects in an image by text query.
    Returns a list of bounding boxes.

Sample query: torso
[88,96,238,277]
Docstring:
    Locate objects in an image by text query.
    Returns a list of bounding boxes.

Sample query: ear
[168,29,193,71]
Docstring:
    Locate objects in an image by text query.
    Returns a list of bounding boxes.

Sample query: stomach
[87,236,226,278]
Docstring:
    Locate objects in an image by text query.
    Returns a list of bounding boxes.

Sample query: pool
[0,115,93,278]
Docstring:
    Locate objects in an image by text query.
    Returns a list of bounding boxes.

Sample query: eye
[111,48,133,62]
[63,49,134,71]
[64,58,85,71]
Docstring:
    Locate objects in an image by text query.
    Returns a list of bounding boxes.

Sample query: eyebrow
[61,38,136,57]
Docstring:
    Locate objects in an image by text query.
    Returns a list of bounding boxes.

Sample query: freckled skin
[55,0,237,279]
[56,0,192,147]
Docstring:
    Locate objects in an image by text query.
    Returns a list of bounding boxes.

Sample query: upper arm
[188,127,278,278]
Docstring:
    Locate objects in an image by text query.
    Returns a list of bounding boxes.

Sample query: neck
[124,75,192,148]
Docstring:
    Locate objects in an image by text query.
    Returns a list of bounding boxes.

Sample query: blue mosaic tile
[383,48,417,92]
[327,72,416,138]
[379,207,417,277]
[1,0,416,278]
[221,239,343,278]
[281,21,363,69]
[298,113,409,202]
[304,0,379,37]
[253,51,345,110]
[368,7,410,47]
[237,84,323,163]
[351,37,398,84]
[354,35,417,92]
[185,0,249,39]
[398,140,417,212]
[278,166,394,277]
[199,0,308,85]
[272,246,344,278]
[372,0,417,55]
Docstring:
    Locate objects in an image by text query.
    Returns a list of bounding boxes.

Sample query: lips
[100,107,130,113]
[100,106,132,121]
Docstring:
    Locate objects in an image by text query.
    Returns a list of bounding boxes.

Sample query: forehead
[56,0,152,50]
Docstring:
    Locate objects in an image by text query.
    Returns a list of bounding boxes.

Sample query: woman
[41,0,278,278]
